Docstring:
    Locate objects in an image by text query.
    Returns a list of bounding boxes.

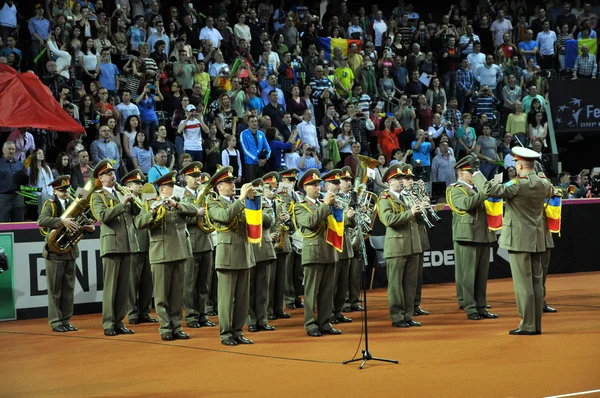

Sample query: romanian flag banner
[565,38,598,68]
[484,197,503,231]
[293,135,302,149]
[328,119,338,131]
[326,206,344,252]
[245,197,263,245]
[545,196,562,234]
[317,37,362,60]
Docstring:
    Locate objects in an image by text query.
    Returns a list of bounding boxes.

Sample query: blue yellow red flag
[245,197,263,244]
[545,196,562,234]
[484,197,503,231]
[326,206,344,252]
[317,37,362,60]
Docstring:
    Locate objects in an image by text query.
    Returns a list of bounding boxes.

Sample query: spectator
[131,131,154,174]
[240,115,270,181]
[349,107,375,156]
[0,0,17,45]
[147,20,170,57]
[337,121,355,165]
[572,44,597,79]
[504,55,525,88]
[27,148,54,196]
[405,69,425,101]
[200,16,223,49]
[279,112,296,142]
[215,93,237,139]
[431,140,456,187]
[221,135,242,184]
[178,104,209,162]
[308,65,333,109]
[556,23,574,71]
[70,150,92,190]
[29,4,51,71]
[0,141,25,222]
[262,89,286,133]
[115,89,140,133]
[456,113,476,160]
[296,109,319,155]
[518,29,539,67]
[96,87,119,124]
[377,116,403,163]
[147,149,170,184]
[173,48,198,90]
[389,147,412,167]
[266,126,296,172]
[529,111,548,148]
[456,58,475,113]
[428,113,454,147]
[98,48,119,96]
[151,125,176,171]
[502,74,523,121]
[426,76,447,114]
[536,21,557,70]
[415,94,432,130]
[475,54,503,92]
[51,151,70,179]
[46,35,72,80]
[90,124,121,175]
[411,129,435,181]
[459,24,480,55]
[506,100,528,146]
[521,85,546,114]
[7,128,36,162]
[126,15,146,52]
[298,143,322,178]
[439,36,460,98]
[136,81,163,142]
[228,76,249,118]
[475,123,499,180]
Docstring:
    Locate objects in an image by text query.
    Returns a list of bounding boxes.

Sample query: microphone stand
[343,193,398,369]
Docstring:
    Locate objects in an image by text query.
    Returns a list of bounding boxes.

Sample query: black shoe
[115,326,134,335]
[161,333,173,341]
[459,305,464,310]
[342,306,352,313]
[413,306,429,316]
[52,325,68,333]
[331,317,339,324]
[335,315,353,323]
[173,331,190,340]
[479,311,498,319]
[275,312,291,319]
[104,328,116,336]
[267,314,277,320]
[199,319,216,327]
[64,324,78,332]
[248,325,258,332]
[535,331,542,335]
[509,328,536,335]
[285,303,296,310]
[235,336,254,344]
[221,337,237,346]
[351,304,364,312]
[295,301,304,308]
[257,324,276,331]
[543,306,557,313]
[188,321,201,328]
[321,328,342,335]
[307,329,322,337]
[207,311,218,316]
[129,319,140,325]
[467,313,481,320]
[392,320,409,328]
[406,319,422,327]
[141,316,158,323]
[485,304,492,309]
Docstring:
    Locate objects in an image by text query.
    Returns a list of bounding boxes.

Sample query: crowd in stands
[1,0,599,222]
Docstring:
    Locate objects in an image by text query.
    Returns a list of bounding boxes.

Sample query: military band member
[279,168,305,310]
[340,167,363,313]
[38,176,95,332]
[469,148,553,335]
[207,167,256,346]
[90,159,137,336]
[293,168,343,337]
[248,177,277,332]
[135,171,197,341]
[446,158,498,321]
[409,176,431,317]
[120,170,157,325]
[263,172,293,320]
[332,167,356,323]
[181,163,216,328]
[377,164,423,328]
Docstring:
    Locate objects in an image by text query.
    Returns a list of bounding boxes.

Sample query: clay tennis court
[1,272,599,398]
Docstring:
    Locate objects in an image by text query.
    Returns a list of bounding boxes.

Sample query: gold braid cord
[291,202,325,240]
[205,200,239,232]
[445,186,468,216]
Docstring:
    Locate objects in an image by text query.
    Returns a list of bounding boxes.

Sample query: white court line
[544,389,600,398]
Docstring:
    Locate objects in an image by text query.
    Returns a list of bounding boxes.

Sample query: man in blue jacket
[240,115,271,181]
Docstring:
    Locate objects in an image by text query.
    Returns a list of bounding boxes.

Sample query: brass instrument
[195,181,218,233]
[401,188,435,230]
[352,154,381,236]
[47,177,102,254]
[320,191,347,209]
[114,183,146,209]
[274,194,293,249]
[413,180,442,224]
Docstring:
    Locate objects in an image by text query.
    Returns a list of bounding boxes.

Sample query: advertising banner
[0,233,16,321]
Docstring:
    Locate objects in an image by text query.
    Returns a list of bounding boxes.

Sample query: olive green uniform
[282,192,304,307]
[268,198,292,317]
[91,188,139,330]
[38,198,80,330]
[473,171,552,333]
[181,188,214,325]
[127,205,153,324]
[135,199,197,335]
[333,201,355,319]
[208,196,256,342]
[248,198,276,327]
[345,235,362,309]
[377,190,422,323]
[447,181,496,316]
[294,198,337,333]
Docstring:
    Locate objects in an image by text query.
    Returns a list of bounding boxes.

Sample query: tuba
[47,177,102,254]
[352,154,381,236]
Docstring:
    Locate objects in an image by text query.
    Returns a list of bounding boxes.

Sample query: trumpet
[401,188,435,230]
[151,195,180,210]
[320,191,347,209]
[413,180,441,224]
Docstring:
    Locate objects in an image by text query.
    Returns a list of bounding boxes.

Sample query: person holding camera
[174,49,198,90]
[298,143,321,179]
[177,104,209,163]
[411,129,435,181]
[136,81,163,143]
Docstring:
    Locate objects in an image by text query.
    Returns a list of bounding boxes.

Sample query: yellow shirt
[506,112,528,135]
[193,72,210,96]
[348,53,363,72]
[334,67,354,92]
